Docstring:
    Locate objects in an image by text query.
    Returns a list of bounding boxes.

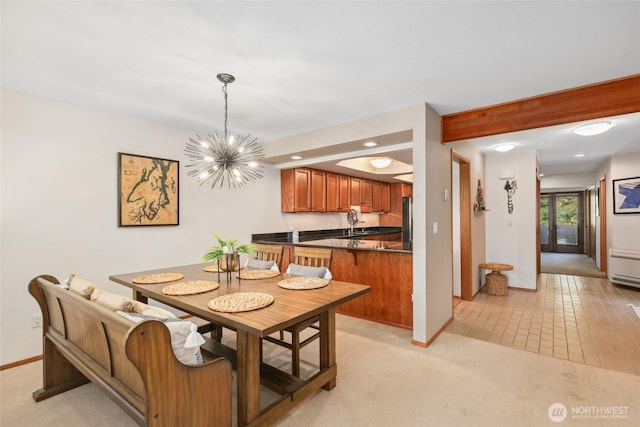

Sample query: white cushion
[117,311,203,366]
[286,263,332,280]
[245,258,278,271]
[67,274,96,299]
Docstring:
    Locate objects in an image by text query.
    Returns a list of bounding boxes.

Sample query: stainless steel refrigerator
[402,196,413,247]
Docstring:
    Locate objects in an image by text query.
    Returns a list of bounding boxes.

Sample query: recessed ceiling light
[363,141,378,147]
[290,155,303,160]
[493,144,514,152]
[574,153,586,158]
[539,173,545,177]
[571,121,615,136]
[369,158,392,168]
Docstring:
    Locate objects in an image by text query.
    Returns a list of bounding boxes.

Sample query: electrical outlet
[32,313,42,328]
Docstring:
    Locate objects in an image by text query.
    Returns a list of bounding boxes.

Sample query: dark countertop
[252,227,412,254]
[292,238,412,253]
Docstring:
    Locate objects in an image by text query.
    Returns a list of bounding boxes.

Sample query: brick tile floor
[446,273,640,376]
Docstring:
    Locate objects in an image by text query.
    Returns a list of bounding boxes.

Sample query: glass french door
[540,192,584,253]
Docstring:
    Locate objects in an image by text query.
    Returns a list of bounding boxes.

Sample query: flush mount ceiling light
[574,153,586,158]
[369,157,392,168]
[493,144,514,152]
[571,121,615,136]
[363,141,378,147]
[185,73,264,189]
[290,155,303,160]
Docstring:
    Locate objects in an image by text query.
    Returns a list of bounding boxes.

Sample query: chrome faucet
[347,208,364,236]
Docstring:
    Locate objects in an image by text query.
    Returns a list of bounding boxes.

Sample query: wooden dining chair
[264,246,332,377]
[251,244,284,270]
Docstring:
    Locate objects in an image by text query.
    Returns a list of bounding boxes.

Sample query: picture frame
[118,152,179,226]
[612,176,640,214]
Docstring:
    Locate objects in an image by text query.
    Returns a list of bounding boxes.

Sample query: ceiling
[3,2,639,180]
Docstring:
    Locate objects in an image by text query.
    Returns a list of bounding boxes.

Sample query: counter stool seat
[479,263,513,296]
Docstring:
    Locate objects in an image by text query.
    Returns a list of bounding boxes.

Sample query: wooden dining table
[109,263,370,427]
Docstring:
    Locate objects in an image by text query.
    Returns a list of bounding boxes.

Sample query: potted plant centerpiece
[202,233,254,271]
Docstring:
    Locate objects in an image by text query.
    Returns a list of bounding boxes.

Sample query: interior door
[540,192,584,253]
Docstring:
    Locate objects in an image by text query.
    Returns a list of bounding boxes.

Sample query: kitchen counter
[252,227,411,253]
[252,227,413,329]
[291,238,411,253]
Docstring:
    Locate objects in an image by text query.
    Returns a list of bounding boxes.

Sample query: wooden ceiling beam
[441,74,640,142]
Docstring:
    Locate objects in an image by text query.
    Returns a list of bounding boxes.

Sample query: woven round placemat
[207,292,274,313]
[161,280,220,296]
[132,272,184,284]
[278,276,329,290]
[203,264,243,272]
[236,270,281,280]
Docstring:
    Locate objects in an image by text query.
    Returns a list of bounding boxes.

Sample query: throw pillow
[67,274,97,299]
[286,263,332,280]
[245,258,277,271]
[116,311,204,366]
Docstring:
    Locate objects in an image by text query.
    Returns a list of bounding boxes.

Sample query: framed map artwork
[118,153,179,226]
[613,176,640,214]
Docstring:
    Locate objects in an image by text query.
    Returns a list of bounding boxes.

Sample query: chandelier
[185,73,264,188]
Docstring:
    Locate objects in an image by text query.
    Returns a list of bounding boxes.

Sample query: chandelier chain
[222,82,229,141]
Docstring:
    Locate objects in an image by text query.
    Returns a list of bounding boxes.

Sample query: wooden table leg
[132,289,148,304]
[319,307,336,390]
[237,330,261,426]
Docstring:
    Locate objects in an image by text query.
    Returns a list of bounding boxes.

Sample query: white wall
[0,90,284,365]
[484,150,538,289]
[541,172,597,191]
[608,151,640,254]
[422,104,453,341]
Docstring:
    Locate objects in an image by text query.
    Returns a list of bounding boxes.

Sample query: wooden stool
[479,263,513,296]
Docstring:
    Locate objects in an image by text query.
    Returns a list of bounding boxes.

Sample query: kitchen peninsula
[252,227,413,329]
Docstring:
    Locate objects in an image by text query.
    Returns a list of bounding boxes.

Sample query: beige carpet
[2,314,640,426]
[540,252,606,278]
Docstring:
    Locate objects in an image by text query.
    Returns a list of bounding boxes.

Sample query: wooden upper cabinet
[281,168,325,212]
[350,177,362,206]
[282,168,389,214]
[372,181,391,213]
[338,174,351,211]
[381,182,391,212]
[361,179,372,213]
[327,172,350,212]
[310,169,326,212]
[281,168,311,212]
[326,173,340,212]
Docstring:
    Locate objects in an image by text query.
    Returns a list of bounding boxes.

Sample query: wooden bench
[29,274,232,427]
[479,263,513,296]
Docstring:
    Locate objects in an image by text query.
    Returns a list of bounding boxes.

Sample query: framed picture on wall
[118,152,179,226]
[612,176,640,214]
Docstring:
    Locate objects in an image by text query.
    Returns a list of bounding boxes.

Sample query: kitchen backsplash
[281,212,380,232]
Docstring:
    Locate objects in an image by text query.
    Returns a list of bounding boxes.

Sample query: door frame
[540,191,584,254]
[452,151,472,301]
[599,176,607,273]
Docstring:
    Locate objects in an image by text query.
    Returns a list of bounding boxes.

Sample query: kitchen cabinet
[281,167,326,212]
[326,173,351,212]
[280,168,310,212]
[372,181,391,213]
[310,169,326,211]
[282,167,388,214]
[350,177,373,212]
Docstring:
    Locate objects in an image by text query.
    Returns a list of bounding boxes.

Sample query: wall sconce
[504,180,517,214]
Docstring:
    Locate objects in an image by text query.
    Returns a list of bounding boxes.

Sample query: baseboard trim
[411,316,454,348]
[1,354,42,371]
